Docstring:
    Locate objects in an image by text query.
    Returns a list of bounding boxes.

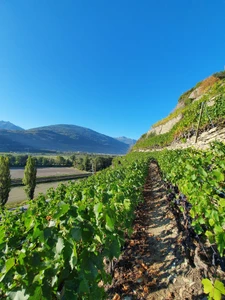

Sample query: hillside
[115,136,136,146]
[133,71,225,151]
[0,121,24,131]
[0,124,129,154]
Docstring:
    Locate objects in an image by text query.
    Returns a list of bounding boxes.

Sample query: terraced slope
[133,71,225,151]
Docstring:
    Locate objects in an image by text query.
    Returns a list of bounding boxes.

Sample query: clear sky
[1,0,225,139]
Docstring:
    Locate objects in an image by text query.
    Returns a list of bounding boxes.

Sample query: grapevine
[0,157,150,299]
[149,142,225,299]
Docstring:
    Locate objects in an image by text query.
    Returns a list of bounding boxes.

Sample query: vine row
[0,157,150,299]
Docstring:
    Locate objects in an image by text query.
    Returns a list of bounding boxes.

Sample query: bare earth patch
[10,167,85,179]
[107,162,206,300]
[7,180,73,204]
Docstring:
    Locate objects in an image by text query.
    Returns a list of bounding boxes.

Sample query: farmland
[10,167,90,186]
[7,167,90,206]
[7,180,76,206]
[10,166,87,179]
[1,145,225,299]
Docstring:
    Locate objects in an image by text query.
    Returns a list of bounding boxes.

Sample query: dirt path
[108,162,205,300]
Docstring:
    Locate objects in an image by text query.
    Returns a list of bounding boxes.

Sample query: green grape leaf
[215,280,225,295]
[205,230,214,244]
[24,215,34,231]
[198,167,208,178]
[191,174,197,181]
[124,199,131,210]
[94,234,102,244]
[55,237,64,255]
[33,225,44,241]
[8,290,29,300]
[69,242,77,269]
[79,276,90,294]
[209,218,215,227]
[94,203,103,220]
[109,237,121,259]
[53,203,69,219]
[202,278,213,294]
[5,257,15,273]
[212,169,224,182]
[0,257,15,281]
[0,229,5,243]
[215,231,225,255]
[29,286,43,300]
[44,227,52,240]
[105,214,114,232]
[219,199,225,208]
[71,227,82,241]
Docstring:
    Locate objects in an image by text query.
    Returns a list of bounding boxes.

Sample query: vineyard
[2,2,225,299]
[130,142,225,299]
[0,141,225,299]
[0,156,150,299]
[134,73,225,150]
[151,142,225,299]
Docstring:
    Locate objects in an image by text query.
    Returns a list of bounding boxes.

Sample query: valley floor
[7,180,73,205]
[107,162,207,300]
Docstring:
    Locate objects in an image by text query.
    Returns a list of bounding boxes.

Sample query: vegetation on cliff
[133,72,225,150]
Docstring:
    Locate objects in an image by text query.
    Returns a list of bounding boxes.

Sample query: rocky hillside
[133,71,225,151]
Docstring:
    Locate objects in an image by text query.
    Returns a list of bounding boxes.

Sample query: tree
[91,156,97,174]
[83,155,91,171]
[70,154,76,164]
[0,156,11,206]
[74,157,83,170]
[55,156,66,166]
[23,156,37,200]
[15,155,28,166]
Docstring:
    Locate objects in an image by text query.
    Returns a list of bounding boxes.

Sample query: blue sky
[1,0,225,139]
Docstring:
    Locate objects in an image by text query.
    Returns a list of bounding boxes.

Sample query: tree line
[5,154,113,170]
[73,155,113,172]
[6,154,72,167]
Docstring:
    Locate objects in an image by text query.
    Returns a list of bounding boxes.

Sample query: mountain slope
[115,136,136,146]
[134,71,225,151]
[0,124,129,154]
[0,121,24,131]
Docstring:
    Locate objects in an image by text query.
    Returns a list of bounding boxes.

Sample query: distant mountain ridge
[115,136,136,146]
[0,123,134,154]
[0,121,24,131]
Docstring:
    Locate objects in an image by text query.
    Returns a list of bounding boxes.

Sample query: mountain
[0,121,24,131]
[0,124,129,154]
[115,136,136,146]
[133,70,225,151]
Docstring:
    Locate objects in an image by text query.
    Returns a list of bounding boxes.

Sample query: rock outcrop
[147,114,182,136]
[138,126,225,152]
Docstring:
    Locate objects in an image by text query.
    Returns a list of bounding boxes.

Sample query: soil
[10,167,86,179]
[107,162,209,300]
[7,180,74,205]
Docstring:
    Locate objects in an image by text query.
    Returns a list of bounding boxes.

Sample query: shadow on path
[107,162,205,300]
